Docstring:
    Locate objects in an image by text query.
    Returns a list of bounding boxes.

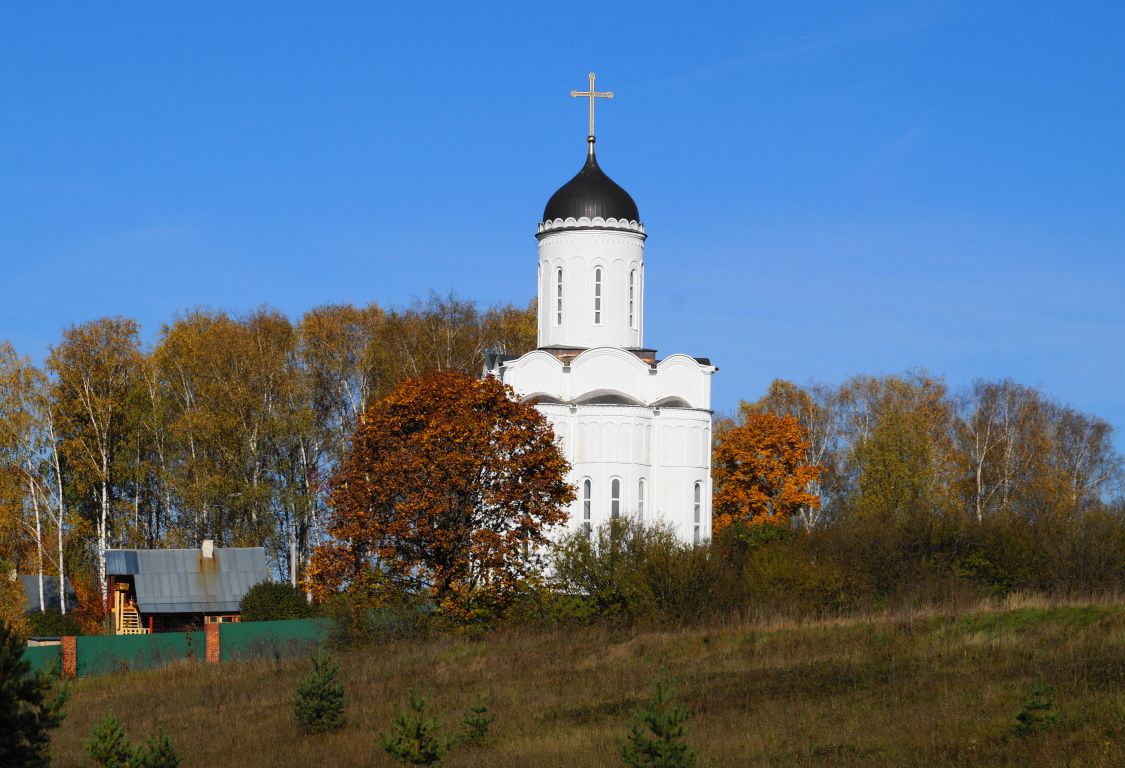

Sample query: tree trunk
[50,421,67,614]
[99,472,109,605]
[30,474,45,613]
[134,436,141,542]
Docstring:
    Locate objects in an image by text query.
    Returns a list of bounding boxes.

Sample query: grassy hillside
[50,598,1125,767]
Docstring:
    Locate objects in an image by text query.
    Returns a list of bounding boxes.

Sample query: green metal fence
[220,618,331,662]
[22,644,61,675]
[75,631,204,677]
[19,618,331,678]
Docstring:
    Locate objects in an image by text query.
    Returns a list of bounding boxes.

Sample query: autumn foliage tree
[310,371,573,614]
[47,318,142,602]
[712,404,821,535]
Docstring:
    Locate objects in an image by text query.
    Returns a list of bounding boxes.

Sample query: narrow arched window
[628,269,636,329]
[555,268,564,325]
[693,482,702,544]
[611,478,621,519]
[582,479,592,537]
[637,478,645,521]
[593,268,602,324]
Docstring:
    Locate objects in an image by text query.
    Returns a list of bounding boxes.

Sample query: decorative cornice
[537,216,646,237]
[534,402,713,418]
[536,231,647,249]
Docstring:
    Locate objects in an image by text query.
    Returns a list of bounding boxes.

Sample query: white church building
[485,76,717,544]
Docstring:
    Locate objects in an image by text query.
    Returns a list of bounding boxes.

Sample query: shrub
[506,582,600,629]
[552,520,723,625]
[25,609,82,638]
[380,688,454,766]
[69,571,108,635]
[239,581,313,622]
[0,620,68,768]
[0,564,28,637]
[322,582,435,648]
[1047,510,1125,593]
[621,674,696,768]
[730,525,851,616]
[83,714,181,768]
[293,650,345,734]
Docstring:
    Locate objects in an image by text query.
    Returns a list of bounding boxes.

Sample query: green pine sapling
[293,650,346,734]
[460,694,495,746]
[380,688,455,766]
[621,673,696,768]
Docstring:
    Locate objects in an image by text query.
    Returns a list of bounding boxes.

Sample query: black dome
[542,140,639,223]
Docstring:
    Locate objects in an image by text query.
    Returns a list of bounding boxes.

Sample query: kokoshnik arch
[485,73,717,545]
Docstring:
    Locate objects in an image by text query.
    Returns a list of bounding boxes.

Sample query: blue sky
[1,2,1123,449]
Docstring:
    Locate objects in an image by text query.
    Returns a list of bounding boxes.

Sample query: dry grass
[50,598,1125,767]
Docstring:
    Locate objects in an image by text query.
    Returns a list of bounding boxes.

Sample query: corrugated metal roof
[19,575,77,613]
[105,547,268,614]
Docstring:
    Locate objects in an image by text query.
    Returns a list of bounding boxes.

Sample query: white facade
[487,167,717,545]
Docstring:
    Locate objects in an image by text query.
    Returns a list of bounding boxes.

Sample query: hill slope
[50,600,1125,767]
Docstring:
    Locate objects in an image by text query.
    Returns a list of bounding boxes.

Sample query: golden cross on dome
[571,72,614,140]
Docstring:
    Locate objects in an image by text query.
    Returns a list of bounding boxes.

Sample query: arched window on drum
[582,478,592,537]
[693,482,702,544]
[593,267,603,325]
[628,269,637,329]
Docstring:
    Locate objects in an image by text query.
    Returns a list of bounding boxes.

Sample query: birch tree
[0,344,68,612]
[755,380,842,529]
[0,342,41,606]
[1046,404,1121,516]
[843,373,959,525]
[47,318,141,603]
[296,304,388,584]
[956,380,1049,522]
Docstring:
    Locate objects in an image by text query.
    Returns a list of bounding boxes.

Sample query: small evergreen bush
[293,650,345,734]
[84,713,133,768]
[1013,676,1057,736]
[136,725,182,768]
[621,674,696,768]
[380,688,454,766]
[0,620,68,768]
[84,714,181,768]
[239,581,313,622]
[459,694,495,746]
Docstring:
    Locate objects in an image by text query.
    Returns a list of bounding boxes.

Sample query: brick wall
[205,622,221,664]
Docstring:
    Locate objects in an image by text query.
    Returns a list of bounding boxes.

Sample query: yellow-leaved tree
[712,404,822,535]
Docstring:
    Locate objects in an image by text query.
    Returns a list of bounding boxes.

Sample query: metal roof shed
[19,575,77,613]
[105,546,268,614]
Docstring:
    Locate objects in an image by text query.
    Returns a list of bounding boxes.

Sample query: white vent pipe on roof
[201,539,215,559]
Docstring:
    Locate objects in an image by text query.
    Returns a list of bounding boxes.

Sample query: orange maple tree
[308,371,574,611]
[712,405,822,535]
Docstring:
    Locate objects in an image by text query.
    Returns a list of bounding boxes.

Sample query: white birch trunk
[30,475,45,612]
[49,418,67,613]
[99,472,108,604]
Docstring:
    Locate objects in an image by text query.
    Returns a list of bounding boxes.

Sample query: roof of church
[543,139,639,224]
